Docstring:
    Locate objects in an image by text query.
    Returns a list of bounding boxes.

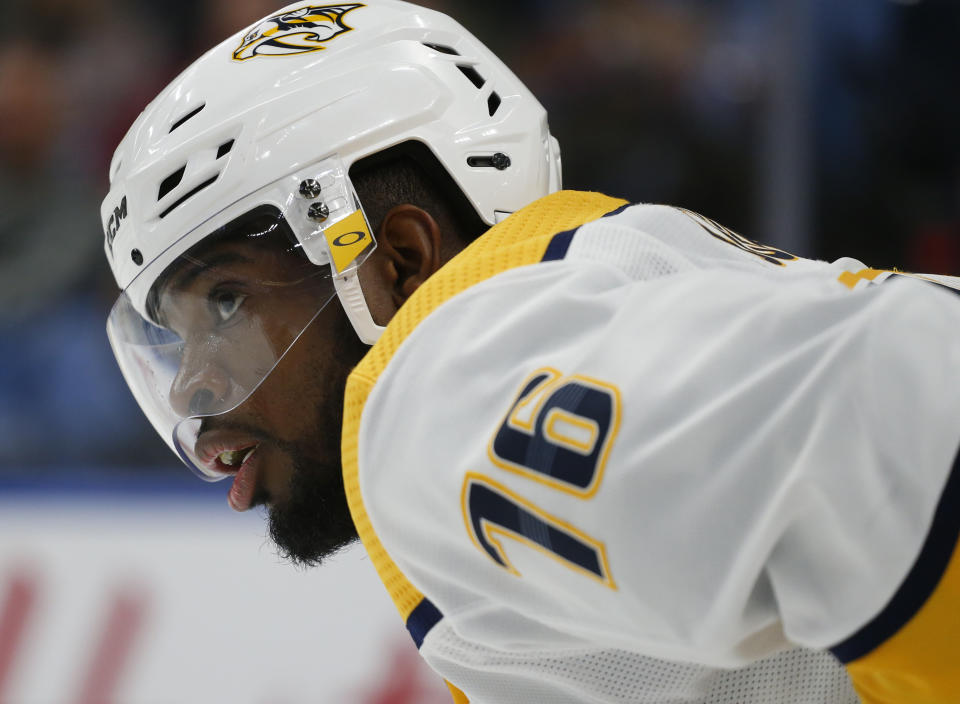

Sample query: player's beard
[266,308,365,568]
[266,439,358,568]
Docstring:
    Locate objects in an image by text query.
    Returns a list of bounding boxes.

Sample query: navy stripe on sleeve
[541,202,634,262]
[601,202,632,219]
[406,597,444,649]
[541,228,577,261]
[830,445,960,663]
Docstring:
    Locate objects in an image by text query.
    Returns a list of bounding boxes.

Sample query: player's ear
[364,204,443,314]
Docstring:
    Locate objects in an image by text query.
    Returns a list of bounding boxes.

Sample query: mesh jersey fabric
[425,620,857,704]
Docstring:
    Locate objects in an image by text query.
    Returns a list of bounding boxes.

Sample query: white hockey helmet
[102,1,561,480]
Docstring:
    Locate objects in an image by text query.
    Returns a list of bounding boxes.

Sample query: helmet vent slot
[487,92,501,116]
[467,152,510,170]
[457,64,485,90]
[159,174,219,219]
[467,155,494,168]
[423,42,459,55]
[169,104,206,134]
[158,165,186,201]
[216,139,235,159]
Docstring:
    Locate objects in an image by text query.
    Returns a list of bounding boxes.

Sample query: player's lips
[195,430,262,512]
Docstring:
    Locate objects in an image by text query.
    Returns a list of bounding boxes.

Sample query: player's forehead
[184,207,301,270]
[146,210,306,318]
[178,225,267,277]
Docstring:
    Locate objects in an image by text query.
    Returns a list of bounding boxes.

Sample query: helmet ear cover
[349,140,489,246]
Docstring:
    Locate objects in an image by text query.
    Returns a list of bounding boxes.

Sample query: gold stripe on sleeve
[836,456,960,704]
[844,542,960,703]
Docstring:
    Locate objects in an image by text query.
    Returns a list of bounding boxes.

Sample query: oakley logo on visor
[323,209,372,273]
[232,4,365,61]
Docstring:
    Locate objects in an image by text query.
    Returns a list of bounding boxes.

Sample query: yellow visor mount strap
[324,209,374,274]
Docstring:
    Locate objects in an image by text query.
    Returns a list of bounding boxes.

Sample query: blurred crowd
[0,0,957,477]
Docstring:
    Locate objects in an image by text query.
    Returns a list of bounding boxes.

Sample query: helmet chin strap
[333,269,386,345]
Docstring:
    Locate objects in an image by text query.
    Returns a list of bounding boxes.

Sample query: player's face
[158,229,366,566]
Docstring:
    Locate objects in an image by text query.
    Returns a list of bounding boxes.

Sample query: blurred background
[0,0,957,701]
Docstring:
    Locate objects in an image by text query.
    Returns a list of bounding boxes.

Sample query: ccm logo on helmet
[105,195,128,252]
[232,4,365,61]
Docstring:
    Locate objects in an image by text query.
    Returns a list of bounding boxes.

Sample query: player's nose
[168,344,230,418]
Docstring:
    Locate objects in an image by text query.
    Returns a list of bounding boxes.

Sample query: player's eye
[210,289,247,325]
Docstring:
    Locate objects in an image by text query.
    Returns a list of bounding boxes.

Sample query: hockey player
[101,2,960,702]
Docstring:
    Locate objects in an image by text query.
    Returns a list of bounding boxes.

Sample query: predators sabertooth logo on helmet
[232,4,365,61]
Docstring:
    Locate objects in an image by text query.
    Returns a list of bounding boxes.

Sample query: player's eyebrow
[146,251,255,326]
[171,252,255,292]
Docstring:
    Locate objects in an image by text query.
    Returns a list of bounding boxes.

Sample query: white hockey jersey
[341,191,960,703]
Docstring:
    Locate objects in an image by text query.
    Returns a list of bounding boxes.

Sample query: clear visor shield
[106,154,374,480]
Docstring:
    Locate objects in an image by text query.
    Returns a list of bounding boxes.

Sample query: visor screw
[308,201,330,222]
[299,179,322,199]
[491,152,511,170]
[131,248,143,265]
